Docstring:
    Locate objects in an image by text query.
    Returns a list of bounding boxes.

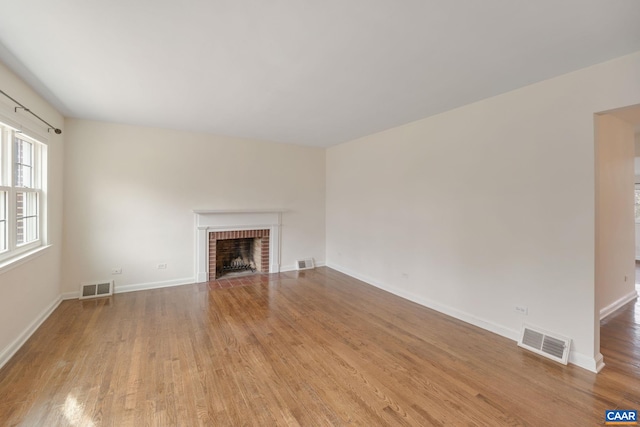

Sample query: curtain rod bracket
[0,89,62,135]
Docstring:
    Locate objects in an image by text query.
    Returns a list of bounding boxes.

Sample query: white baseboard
[114,277,196,294]
[62,277,198,300]
[600,289,639,320]
[326,262,520,341]
[326,262,603,374]
[595,352,605,373]
[60,291,79,300]
[568,350,604,373]
[279,264,297,273]
[280,261,326,273]
[0,295,63,371]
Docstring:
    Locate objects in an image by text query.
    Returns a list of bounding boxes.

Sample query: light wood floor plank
[0,267,638,426]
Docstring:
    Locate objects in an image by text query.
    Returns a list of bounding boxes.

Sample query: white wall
[595,114,636,317]
[62,119,325,293]
[326,51,640,372]
[0,61,64,366]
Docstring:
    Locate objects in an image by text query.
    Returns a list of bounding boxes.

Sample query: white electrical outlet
[157,263,167,269]
[515,305,528,315]
[111,268,122,275]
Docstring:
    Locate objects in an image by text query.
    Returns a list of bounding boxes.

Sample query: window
[0,121,47,263]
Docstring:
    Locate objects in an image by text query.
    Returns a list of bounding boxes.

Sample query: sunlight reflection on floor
[64,395,95,427]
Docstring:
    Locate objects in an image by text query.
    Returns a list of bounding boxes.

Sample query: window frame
[635,183,640,224]
[0,122,47,264]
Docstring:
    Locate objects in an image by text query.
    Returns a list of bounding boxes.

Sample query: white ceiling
[1,1,639,147]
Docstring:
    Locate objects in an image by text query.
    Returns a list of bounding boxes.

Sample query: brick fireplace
[209,229,270,279]
[194,210,282,283]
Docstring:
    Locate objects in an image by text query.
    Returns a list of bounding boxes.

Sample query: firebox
[208,229,270,279]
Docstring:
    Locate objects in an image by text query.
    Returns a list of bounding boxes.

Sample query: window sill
[0,245,52,275]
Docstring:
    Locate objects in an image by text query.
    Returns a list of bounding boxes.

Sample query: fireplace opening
[216,238,256,277]
[209,229,270,279]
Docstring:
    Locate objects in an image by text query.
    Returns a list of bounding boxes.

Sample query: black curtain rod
[0,89,62,134]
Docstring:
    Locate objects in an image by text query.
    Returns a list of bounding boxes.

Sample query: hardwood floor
[0,267,638,426]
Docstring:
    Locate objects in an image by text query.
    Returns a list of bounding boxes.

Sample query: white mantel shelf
[193,209,287,214]
[194,210,283,282]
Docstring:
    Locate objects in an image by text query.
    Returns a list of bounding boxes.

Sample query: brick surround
[208,229,270,280]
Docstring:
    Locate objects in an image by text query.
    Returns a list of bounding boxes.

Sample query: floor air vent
[80,280,114,300]
[296,258,315,270]
[518,324,570,365]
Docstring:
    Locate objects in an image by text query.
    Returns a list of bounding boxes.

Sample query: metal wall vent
[296,258,315,270]
[79,280,114,300]
[518,324,571,365]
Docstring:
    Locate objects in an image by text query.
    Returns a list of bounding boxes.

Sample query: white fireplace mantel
[194,209,284,282]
